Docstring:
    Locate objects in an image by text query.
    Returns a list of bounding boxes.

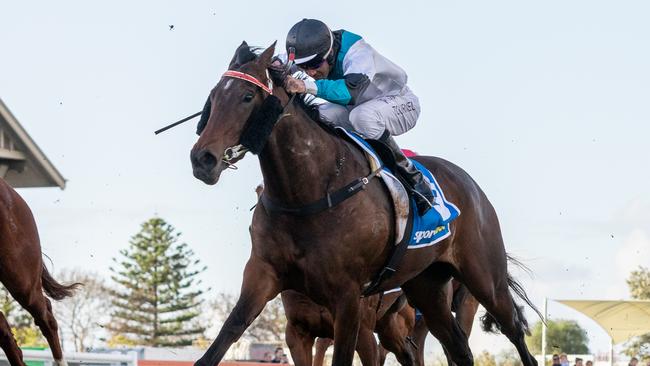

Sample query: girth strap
[260,168,383,216]
[361,209,414,297]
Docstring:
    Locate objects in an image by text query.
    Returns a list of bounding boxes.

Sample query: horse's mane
[267,66,324,125]
[234,45,326,125]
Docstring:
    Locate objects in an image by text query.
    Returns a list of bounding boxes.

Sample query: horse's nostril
[191,149,218,172]
[200,151,217,167]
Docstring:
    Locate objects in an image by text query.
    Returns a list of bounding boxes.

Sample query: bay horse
[256,184,419,366]
[190,42,540,366]
[283,290,417,366]
[0,178,79,366]
[292,279,480,366]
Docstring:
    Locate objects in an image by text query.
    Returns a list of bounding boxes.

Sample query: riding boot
[380,133,434,215]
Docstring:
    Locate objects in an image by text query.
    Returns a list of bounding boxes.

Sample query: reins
[218,69,385,216]
[160,65,383,217]
[218,69,413,295]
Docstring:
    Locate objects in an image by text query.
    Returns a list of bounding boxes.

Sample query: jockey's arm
[310,42,375,105]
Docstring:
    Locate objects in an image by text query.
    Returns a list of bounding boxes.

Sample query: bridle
[220,68,293,169]
[222,70,274,95]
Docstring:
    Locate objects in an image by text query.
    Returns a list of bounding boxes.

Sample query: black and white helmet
[286,19,333,68]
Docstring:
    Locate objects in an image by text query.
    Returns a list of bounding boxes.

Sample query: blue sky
[1,0,649,359]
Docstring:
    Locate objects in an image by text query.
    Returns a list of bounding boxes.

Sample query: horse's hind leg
[454,289,479,338]
[375,310,417,366]
[378,345,388,366]
[410,315,428,366]
[2,269,66,366]
[355,326,379,366]
[0,311,26,366]
[16,291,66,366]
[456,238,537,366]
[314,338,333,366]
[402,268,472,366]
[462,270,536,366]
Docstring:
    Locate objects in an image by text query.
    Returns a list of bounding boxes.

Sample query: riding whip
[154,111,201,135]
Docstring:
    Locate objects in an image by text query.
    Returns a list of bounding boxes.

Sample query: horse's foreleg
[196,258,280,366]
[0,311,25,366]
[331,294,362,366]
[285,323,315,366]
[313,338,333,366]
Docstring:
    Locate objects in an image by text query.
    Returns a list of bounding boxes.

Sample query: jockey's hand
[285,76,306,94]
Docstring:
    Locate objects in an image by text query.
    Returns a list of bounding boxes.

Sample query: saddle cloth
[336,127,460,248]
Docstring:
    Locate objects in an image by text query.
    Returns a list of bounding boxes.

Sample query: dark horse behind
[190,41,541,366]
[0,178,80,366]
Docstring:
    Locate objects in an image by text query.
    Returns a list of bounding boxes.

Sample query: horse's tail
[41,265,81,301]
[480,254,544,335]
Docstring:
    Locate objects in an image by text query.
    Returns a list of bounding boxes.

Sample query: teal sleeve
[314,79,352,105]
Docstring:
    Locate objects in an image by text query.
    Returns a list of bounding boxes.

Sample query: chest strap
[260,168,382,216]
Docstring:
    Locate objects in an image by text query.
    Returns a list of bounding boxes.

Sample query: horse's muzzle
[190,148,220,184]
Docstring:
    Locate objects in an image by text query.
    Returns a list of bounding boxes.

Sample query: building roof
[0,98,65,189]
[557,300,650,344]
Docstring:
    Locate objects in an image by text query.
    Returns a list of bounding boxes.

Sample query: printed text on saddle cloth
[336,128,460,248]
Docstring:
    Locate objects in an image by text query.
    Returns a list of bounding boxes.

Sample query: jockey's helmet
[286,19,333,69]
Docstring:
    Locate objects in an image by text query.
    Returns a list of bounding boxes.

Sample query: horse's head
[190,41,278,185]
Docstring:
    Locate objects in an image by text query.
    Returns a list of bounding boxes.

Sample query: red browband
[222,70,273,95]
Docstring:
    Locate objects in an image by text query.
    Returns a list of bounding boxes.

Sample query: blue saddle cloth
[408,159,460,248]
[339,129,461,248]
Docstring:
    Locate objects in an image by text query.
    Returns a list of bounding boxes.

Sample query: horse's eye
[243,92,254,103]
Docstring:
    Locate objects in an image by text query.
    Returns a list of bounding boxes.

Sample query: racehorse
[283,290,417,366]
[190,41,540,366]
[256,184,419,366]
[291,279,480,366]
[0,178,79,366]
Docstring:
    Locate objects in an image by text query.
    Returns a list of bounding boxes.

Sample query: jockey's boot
[381,134,434,215]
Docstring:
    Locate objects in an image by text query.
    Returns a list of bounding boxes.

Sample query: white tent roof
[557,300,650,344]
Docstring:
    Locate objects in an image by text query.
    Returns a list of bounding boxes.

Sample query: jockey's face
[303,60,330,80]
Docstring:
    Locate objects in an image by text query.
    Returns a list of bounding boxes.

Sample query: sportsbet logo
[414,226,445,243]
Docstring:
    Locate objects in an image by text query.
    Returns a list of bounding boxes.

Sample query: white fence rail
[0,350,138,366]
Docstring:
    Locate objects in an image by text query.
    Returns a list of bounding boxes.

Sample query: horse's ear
[257,41,277,67]
[229,41,250,69]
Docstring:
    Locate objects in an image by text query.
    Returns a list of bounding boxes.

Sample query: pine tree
[108,217,207,347]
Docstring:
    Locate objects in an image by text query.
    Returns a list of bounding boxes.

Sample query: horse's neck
[259,104,352,206]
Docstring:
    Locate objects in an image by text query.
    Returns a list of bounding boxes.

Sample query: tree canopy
[526,319,589,354]
[624,266,650,358]
[107,217,207,347]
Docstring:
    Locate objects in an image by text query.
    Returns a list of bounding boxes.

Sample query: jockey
[282,18,434,215]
